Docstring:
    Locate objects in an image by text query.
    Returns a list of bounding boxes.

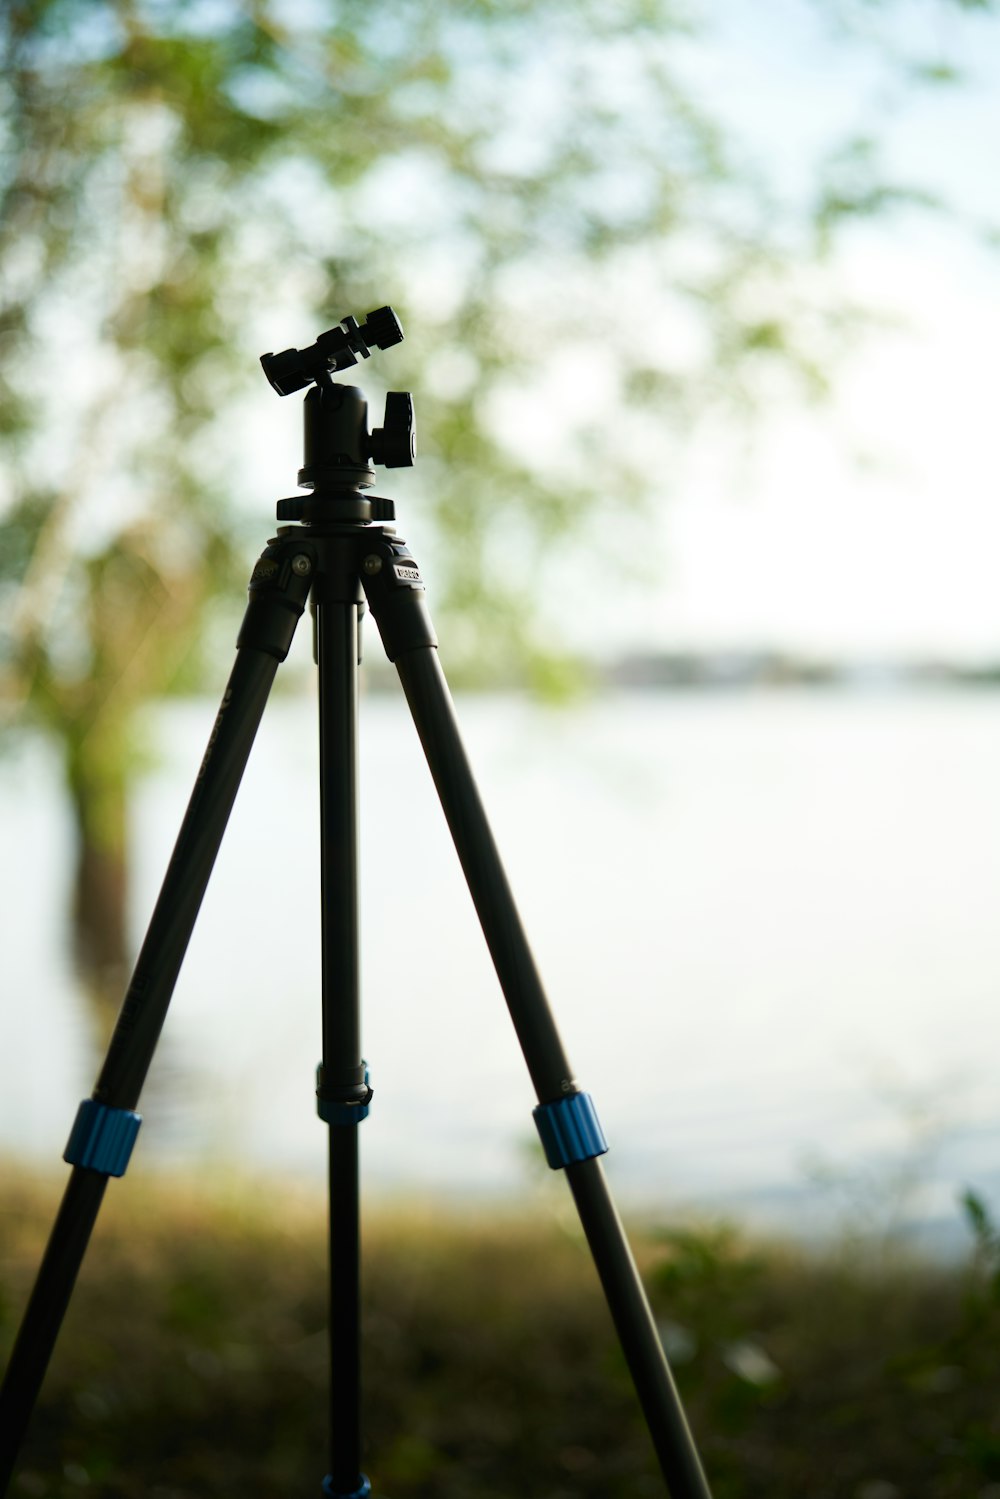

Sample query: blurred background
[2,0,1000,1259]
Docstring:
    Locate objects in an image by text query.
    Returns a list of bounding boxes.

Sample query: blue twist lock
[533,1091,608,1170]
[322,1476,371,1498]
[317,1063,371,1126]
[64,1099,142,1178]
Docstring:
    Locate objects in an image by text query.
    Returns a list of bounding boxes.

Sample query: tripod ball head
[261,306,404,396]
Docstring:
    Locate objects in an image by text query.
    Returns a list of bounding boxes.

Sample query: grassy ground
[1,1166,998,1498]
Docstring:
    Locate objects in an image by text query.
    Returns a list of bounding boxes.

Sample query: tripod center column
[313,550,371,1497]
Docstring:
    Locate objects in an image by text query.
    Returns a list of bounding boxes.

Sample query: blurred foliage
[2,1170,1000,1496]
[0,0,993,993]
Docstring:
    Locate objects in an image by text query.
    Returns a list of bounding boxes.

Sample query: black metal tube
[315,599,365,1490]
[317,602,362,1067]
[97,646,282,1107]
[0,1170,107,1488]
[390,643,712,1498]
[0,641,285,1492]
[391,647,576,1102]
[328,1131,363,1492]
[566,1159,713,1498]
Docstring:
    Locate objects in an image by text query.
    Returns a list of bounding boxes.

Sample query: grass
[1,1166,998,1498]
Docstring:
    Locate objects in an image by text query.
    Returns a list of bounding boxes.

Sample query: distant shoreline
[356,648,1000,694]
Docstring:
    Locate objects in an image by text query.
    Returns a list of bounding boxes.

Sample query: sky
[596,2,1000,664]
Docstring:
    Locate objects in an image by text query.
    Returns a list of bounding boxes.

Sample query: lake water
[3,685,999,1252]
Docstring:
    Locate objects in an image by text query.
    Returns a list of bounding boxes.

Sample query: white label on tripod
[392,564,423,587]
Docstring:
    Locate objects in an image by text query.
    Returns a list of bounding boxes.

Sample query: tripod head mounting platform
[261,305,404,396]
[262,306,415,518]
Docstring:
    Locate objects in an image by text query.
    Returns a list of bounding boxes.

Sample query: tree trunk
[65,725,130,1012]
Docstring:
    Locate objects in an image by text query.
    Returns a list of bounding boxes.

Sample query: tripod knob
[370,392,416,468]
[361,305,404,351]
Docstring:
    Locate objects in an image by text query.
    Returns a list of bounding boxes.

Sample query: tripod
[0,307,712,1498]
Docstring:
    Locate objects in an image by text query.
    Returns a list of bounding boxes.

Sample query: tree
[0,0,987,1002]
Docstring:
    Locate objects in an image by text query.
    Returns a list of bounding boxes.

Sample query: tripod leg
[361,549,712,1498]
[0,540,314,1490]
[314,592,372,1499]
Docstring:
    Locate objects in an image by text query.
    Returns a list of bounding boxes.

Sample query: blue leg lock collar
[317,1062,372,1126]
[64,1099,142,1178]
[533,1091,608,1170]
[322,1475,371,1498]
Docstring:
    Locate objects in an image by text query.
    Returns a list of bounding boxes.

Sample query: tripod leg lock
[533,1091,608,1170]
[316,1062,373,1126]
[237,542,315,660]
[63,1099,142,1178]
[359,534,437,660]
[322,1476,371,1498]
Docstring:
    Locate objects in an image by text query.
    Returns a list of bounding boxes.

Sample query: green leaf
[961,1187,996,1247]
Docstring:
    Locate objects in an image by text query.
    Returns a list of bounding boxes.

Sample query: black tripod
[0,308,712,1498]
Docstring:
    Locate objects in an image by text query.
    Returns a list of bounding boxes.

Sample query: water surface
[3,686,998,1249]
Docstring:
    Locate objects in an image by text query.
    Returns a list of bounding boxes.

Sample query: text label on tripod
[197,687,234,781]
